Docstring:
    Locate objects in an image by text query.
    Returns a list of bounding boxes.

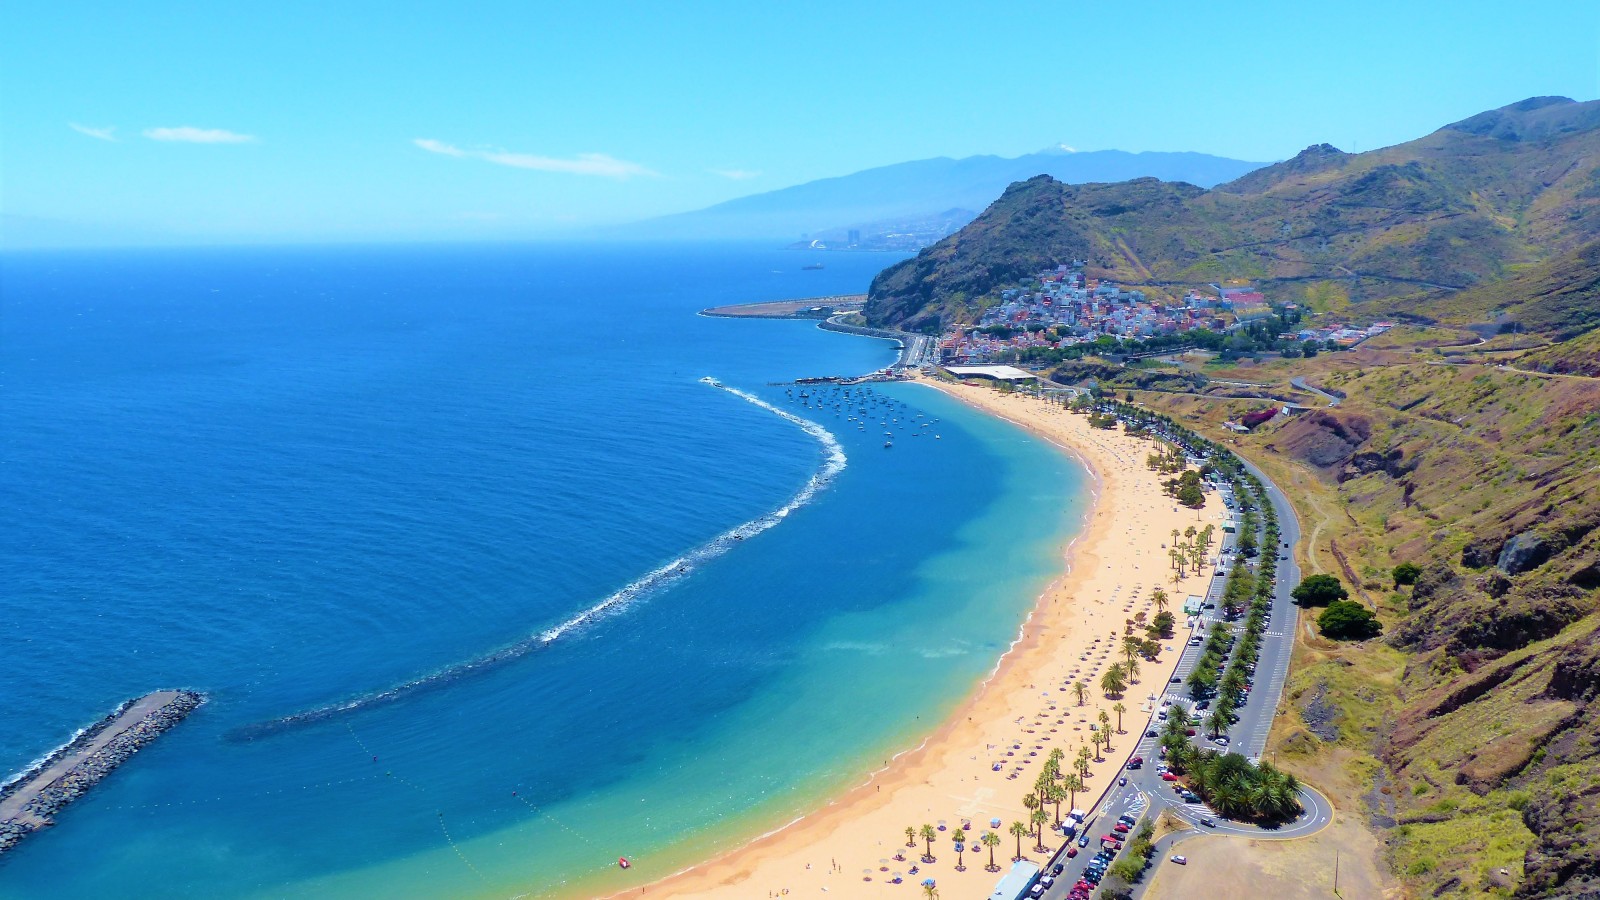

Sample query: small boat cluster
[784,383,941,448]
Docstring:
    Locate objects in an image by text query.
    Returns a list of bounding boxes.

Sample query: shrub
[1392,562,1422,586]
[1318,600,1381,639]
[1291,573,1349,607]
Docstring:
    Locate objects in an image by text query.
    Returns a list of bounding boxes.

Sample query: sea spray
[231,378,846,740]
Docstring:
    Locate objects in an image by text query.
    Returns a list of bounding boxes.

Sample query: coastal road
[1229,453,1304,761]
[1036,440,1312,898]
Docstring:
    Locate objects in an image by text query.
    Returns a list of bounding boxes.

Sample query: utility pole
[1334,849,1340,896]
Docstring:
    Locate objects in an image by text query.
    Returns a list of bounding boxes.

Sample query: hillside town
[937,261,1393,364]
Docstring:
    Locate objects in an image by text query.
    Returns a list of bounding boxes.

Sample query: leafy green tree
[1291,573,1348,607]
[1392,562,1422,587]
[1318,600,1381,639]
[1108,858,1144,883]
[1149,611,1175,638]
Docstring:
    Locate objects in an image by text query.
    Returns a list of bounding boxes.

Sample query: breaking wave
[228,377,845,741]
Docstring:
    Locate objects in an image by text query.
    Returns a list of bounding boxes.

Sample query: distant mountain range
[867,96,1600,343]
[616,148,1269,243]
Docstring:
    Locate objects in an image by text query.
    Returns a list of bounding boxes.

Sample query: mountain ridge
[866,96,1600,341]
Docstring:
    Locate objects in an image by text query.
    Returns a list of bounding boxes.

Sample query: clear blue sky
[5,0,1599,246]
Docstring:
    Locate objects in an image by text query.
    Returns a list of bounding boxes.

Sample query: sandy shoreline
[605,380,1222,900]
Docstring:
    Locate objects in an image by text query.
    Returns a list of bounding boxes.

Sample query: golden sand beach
[612,379,1223,899]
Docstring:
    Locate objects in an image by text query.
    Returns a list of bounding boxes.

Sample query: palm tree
[1097,710,1112,746]
[1152,587,1170,615]
[1124,656,1141,685]
[1022,793,1040,834]
[1076,746,1093,779]
[1031,807,1050,851]
[1122,635,1142,668]
[981,830,1002,872]
[1046,782,1067,825]
[1206,707,1228,740]
[1064,773,1084,812]
[1072,681,1088,706]
[919,823,937,862]
[1113,702,1127,734]
[1100,663,1127,697]
[952,828,967,871]
[1009,820,1029,860]
[905,825,916,848]
[922,883,939,900]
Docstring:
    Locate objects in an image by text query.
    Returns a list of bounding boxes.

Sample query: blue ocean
[0,242,1087,898]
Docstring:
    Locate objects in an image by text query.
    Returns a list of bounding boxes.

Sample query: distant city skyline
[5,0,1599,246]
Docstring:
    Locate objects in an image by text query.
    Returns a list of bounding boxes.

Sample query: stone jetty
[0,690,204,854]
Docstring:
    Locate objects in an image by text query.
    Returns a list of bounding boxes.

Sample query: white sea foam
[237,377,846,738]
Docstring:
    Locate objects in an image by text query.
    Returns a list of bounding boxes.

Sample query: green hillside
[865,96,1600,342]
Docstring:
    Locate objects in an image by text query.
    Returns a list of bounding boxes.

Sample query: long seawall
[0,690,204,854]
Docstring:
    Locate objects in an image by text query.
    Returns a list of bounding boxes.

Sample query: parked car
[1171,854,1188,865]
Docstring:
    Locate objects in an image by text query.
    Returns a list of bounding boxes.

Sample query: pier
[0,690,204,854]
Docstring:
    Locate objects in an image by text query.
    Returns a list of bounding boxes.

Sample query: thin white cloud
[143,126,256,144]
[709,168,761,180]
[414,138,653,178]
[70,123,118,142]
[1057,143,1078,153]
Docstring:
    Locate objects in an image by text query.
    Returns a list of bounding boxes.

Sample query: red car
[1162,772,1179,781]
[1113,823,1130,833]
[1128,756,1144,767]
[1066,846,1078,858]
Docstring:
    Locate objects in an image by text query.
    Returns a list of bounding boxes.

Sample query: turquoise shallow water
[0,242,1087,898]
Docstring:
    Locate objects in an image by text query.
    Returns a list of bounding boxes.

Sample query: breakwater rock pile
[0,690,204,855]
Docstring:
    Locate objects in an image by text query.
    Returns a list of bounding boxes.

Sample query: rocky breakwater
[0,689,204,855]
